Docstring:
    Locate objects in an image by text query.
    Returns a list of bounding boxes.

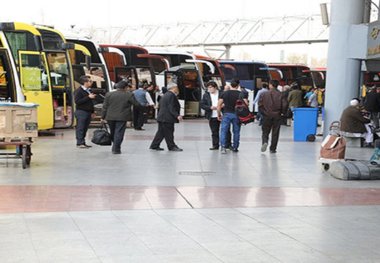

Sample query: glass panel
[220,64,238,80]
[115,67,137,90]
[20,53,48,91]
[136,67,152,84]
[4,32,38,63]
[0,55,9,99]
[46,52,69,88]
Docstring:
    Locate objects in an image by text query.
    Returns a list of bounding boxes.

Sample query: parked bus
[66,37,112,124]
[267,63,314,91]
[0,22,57,130]
[99,44,156,88]
[35,25,79,128]
[0,46,22,102]
[218,60,270,111]
[148,49,218,117]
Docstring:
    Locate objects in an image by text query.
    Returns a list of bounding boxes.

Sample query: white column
[323,0,365,136]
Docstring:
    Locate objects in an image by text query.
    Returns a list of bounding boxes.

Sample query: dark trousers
[107,120,126,153]
[133,105,146,129]
[75,109,92,145]
[150,122,176,150]
[209,117,220,148]
[262,115,282,151]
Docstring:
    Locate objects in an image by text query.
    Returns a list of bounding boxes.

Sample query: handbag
[320,134,346,159]
[91,123,112,146]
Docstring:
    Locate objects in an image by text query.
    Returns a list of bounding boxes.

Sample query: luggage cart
[319,121,345,171]
[0,102,38,169]
[0,138,32,169]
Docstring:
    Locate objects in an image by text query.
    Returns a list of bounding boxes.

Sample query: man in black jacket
[364,86,380,130]
[102,80,139,154]
[74,75,96,148]
[201,81,221,150]
[150,83,183,151]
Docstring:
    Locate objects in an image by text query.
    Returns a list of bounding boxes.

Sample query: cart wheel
[25,145,31,165]
[323,163,330,171]
[306,134,316,142]
[22,146,27,169]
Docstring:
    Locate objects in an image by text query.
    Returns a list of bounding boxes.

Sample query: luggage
[329,160,380,180]
[91,124,112,146]
[319,121,346,171]
[235,99,255,125]
[320,134,346,160]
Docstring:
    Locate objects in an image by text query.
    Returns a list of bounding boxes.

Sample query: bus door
[165,69,202,117]
[19,50,53,130]
[114,66,138,89]
[45,51,73,128]
[0,48,16,101]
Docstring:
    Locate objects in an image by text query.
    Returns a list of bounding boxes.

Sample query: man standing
[102,80,139,154]
[259,79,288,153]
[133,82,152,130]
[217,80,244,154]
[74,75,96,148]
[149,83,183,151]
[201,81,221,150]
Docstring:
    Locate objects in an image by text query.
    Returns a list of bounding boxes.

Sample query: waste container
[293,107,318,141]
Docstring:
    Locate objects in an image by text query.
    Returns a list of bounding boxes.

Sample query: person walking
[259,79,289,153]
[217,79,245,154]
[149,83,183,151]
[74,75,96,148]
[201,81,221,150]
[253,82,269,126]
[101,80,139,154]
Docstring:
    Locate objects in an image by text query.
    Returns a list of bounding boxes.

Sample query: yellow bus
[0,22,91,130]
[0,46,22,102]
[0,22,55,130]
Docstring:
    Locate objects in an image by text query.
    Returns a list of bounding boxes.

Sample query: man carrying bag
[101,80,139,154]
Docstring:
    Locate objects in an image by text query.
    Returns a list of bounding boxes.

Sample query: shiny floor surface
[1,120,380,262]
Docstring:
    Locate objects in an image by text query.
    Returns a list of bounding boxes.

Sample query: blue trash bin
[293,107,318,141]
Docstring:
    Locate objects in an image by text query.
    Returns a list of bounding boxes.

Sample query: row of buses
[0,21,326,131]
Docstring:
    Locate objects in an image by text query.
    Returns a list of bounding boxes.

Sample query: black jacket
[102,90,139,121]
[364,91,380,112]
[201,91,222,120]
[157,91,180,123]
[74,87,94,113]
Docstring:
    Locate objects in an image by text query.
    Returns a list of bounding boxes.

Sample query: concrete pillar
[323,0,365,136]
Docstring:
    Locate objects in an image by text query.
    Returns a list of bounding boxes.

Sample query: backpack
[235,98,255,125]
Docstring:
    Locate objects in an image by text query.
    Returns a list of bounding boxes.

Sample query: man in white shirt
[201,81,221,150]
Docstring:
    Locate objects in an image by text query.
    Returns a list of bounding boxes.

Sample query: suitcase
[329,160,380,180]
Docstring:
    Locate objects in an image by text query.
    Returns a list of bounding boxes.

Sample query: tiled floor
[1,120,380,262]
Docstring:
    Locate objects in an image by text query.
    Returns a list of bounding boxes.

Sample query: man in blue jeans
[217,80,247,154]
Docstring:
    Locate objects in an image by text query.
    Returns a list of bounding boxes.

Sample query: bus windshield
[4,31,39,63]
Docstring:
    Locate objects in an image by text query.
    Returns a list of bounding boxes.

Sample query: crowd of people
[73,75,329,155]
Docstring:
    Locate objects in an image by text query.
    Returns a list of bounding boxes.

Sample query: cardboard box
[0,103,38,139]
